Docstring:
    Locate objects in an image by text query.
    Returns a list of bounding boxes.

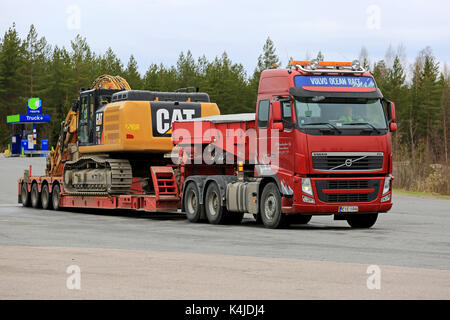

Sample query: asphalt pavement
[0,156,449,299]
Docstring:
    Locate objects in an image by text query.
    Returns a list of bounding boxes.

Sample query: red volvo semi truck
[18,59,396,228]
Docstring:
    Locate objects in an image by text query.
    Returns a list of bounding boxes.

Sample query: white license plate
[338,206,358,213]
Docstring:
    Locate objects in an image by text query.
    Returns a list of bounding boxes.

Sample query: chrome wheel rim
[264,193,277,220]
[208,190,219,217]
[186,190,197,214]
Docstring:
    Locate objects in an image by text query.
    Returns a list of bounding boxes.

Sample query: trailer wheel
[260,182,287,229]
[41,184,52,210]
[31,183,41,209]
[205,182,228,224]
[52,184,61,211]
[184,182,203,222]
[21,183,31,207]
[346,213,378,228]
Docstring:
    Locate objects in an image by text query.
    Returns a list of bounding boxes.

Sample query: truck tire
[21,183,31,207]
[183,182,203,222]
[31,183,41,209]
[52,184,61,211]
[346,213,378,228]
[205,182,228,224]
[260,182,288,229]
[288,214,312,225]
[41,184,52,210]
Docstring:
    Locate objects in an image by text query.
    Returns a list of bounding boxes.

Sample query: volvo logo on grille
[345,159,353,167]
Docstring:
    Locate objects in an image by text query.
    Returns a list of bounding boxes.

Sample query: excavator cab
[76,88,121,146]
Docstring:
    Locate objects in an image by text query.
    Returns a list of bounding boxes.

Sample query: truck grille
[312,152,383,171]
[315,179,380,203]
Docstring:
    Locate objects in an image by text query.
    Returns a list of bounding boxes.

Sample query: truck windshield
[294,97,387,130]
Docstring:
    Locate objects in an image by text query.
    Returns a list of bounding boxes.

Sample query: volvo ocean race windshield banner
[295,75,376,88]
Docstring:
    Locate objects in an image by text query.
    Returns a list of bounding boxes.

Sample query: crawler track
[63,157,132,195]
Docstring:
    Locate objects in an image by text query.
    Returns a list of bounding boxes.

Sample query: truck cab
[253,60,395,227]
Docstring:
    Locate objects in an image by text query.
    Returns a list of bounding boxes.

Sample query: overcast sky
[1,0,449,76]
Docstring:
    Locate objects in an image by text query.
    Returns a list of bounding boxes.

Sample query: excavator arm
[45,75,131,176]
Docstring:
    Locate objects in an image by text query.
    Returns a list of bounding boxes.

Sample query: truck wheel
[260,182,287,229]
[52,184,61,211]
[288,214,312,225]
[346,213,378,228]
[31,183,41,208]
[41,184,52,210]
[21,183,31,207]
[184,182,203,222]
[205,182,227,224]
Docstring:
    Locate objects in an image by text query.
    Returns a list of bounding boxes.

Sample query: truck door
[277,100,295,174]
[256,99,271,166]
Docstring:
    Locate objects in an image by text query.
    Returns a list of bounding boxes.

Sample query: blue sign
[295,75,376,88]
[19,114,50,123]
[27,97,42,114]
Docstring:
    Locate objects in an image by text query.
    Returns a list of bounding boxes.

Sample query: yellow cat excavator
[46,74,220,195]
[46,75,131,177]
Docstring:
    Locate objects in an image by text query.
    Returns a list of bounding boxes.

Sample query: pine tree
[97,47,123,77]
[316,51,324,62]
[256,37,280,71]
[143,63,161,91]
[70,35,93,90]
[372,60,388,93]
[124,55,142,89]
[439,68,449,163]
[0,23,25,146]
[47,46,76,146]
[420,51,441,161]
[385,55,407,153]
[0,23,24,116]
[22,24,50,99]
[249,37,281,107]
[22,25,52,141]
[359,46,370,70]
[176,50,198,89]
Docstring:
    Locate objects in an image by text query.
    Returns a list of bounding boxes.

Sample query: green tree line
[1,24,449,167]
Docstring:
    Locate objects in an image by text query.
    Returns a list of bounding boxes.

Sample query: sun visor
[289,87,383,99]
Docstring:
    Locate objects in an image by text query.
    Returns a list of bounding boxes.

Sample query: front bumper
[282,176,393,214]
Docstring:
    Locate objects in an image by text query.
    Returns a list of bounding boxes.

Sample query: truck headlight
[382,176,391,195]
[302,178,313,196]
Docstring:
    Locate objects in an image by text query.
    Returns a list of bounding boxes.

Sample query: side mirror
[272,101,282,122]
[387,101,396,122]
[389,122,397,132]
